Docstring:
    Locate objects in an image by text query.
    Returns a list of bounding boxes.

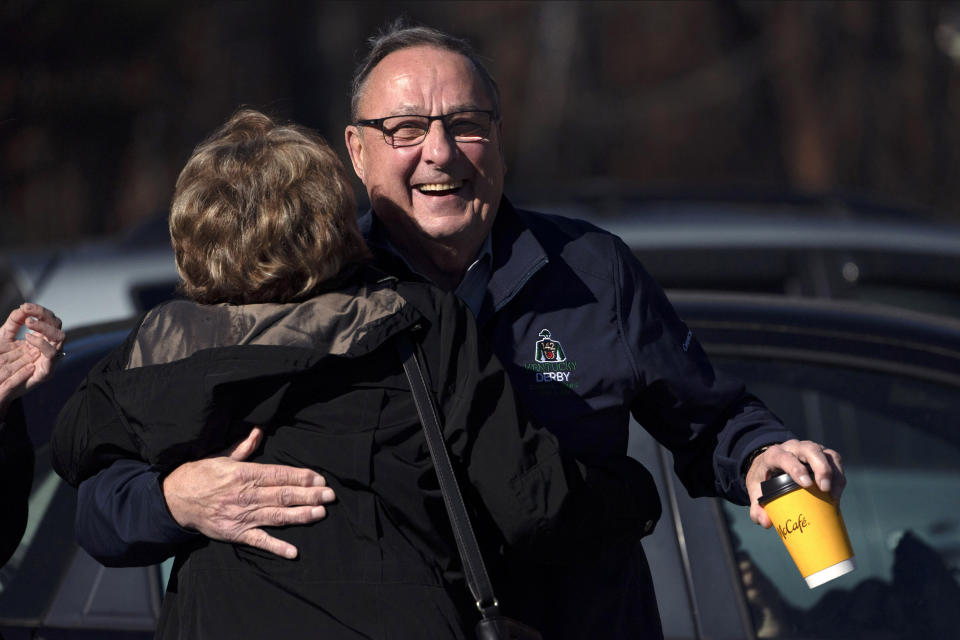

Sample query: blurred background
[5,0,960,250]
[5,5,960,639]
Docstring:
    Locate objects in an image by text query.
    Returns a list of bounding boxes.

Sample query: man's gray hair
[349,19,501,120]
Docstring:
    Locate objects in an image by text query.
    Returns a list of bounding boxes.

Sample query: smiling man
[334,24,843,639]
[65,21,844,640]
[345,44,505,291]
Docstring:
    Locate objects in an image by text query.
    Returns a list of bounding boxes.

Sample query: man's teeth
[417,182,463,193]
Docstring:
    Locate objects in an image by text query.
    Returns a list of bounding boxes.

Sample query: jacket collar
[128,268,419,368]
[481,196,549,324]
[359,195,549,326]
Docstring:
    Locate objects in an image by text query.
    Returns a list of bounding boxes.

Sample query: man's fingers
[240,461,327,488]
[781,439,843,494]
[235,528,299,560]
[758,441,814,488]
[253,505,329,528]
[233,504,331,559]
[750,503,772,529]
[746,440,847,525]
[823,448,846,500]
[745,439,848,531]
[802,447,834,493]
[239,485,336,509]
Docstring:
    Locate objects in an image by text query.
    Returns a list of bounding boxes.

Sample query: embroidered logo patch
[523,329,578,394]
[534,329,566,363]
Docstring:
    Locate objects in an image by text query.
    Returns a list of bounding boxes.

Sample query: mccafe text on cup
[759,470,856,589]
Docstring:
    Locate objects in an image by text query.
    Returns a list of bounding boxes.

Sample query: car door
[662,294,960,640]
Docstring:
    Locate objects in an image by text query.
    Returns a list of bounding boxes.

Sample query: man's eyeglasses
[354,110,498,148]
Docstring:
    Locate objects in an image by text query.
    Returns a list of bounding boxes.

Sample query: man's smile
[414,179,465,195]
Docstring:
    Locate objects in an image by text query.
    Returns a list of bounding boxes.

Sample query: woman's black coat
[52,270,657,639]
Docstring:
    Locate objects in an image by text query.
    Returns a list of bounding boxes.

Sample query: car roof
[6,224,178,331]
[669,291,960,386]
[519,193,960,254]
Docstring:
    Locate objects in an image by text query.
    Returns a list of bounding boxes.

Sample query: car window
[842,283,960,321]
[0,323,163,635]
[715,358,960,639]
[0,445,77,620]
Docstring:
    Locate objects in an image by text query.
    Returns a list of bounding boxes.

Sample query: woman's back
[162,350,474,638]
[78,273,570,638]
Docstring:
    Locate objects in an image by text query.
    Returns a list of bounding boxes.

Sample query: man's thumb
[226,426,264,461]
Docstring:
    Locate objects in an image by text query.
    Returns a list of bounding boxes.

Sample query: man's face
[345,46,505,255]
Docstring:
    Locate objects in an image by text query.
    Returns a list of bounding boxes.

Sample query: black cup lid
[758,471,799,506]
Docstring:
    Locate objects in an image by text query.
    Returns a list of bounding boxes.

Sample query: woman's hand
[0,303,65,414]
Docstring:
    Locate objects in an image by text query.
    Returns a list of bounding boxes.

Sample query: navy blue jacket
[363,198,795,638]
[70,198,795,638]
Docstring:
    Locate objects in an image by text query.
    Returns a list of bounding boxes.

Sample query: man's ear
[344,125,365,181]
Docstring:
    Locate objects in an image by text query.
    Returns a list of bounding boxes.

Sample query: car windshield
[716,357,960,639]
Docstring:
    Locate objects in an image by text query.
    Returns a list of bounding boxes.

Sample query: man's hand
[745,439,845,528]
[161,426,336,559]
[0,303,65,414]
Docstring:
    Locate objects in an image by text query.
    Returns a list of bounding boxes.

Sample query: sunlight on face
[346,46,505,256]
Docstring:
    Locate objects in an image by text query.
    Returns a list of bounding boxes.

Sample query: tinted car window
[0,446,78,619]
[639,247,960,321]
[716,358,960,639]
[0,324,161,638]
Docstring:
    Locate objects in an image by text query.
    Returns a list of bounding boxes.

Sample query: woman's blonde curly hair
[170,109,369,304]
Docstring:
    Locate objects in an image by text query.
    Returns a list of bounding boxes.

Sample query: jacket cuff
[149,465,201,539]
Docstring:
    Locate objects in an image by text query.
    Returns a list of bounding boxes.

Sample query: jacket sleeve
[0,399,34,568]
[51,322,143,487]
[613,237,796,504]
[48,319,197,566]
[420,289,660,562]
[76,460,198,566]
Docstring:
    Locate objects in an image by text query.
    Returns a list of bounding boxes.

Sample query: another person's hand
[745,439,845,528]
[161,426,336,559]
[0,303,65,414]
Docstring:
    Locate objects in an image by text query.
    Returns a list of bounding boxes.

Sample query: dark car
[0,320,161,640]
[10,193,960,332]
[2,294,959,639]
[3,215,179,332]
[524,192,960,320]
[631,292,960,640]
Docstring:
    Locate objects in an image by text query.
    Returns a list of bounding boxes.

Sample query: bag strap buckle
[476,598,500,616]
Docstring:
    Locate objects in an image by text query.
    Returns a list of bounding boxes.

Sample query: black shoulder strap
[394,331,501,618]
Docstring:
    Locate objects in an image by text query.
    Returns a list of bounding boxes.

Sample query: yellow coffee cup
[759,471,855,588]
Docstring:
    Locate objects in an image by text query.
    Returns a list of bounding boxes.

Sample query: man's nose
[422,120,457,165]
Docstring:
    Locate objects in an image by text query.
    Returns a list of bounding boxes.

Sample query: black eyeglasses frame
[353,109,499,148]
